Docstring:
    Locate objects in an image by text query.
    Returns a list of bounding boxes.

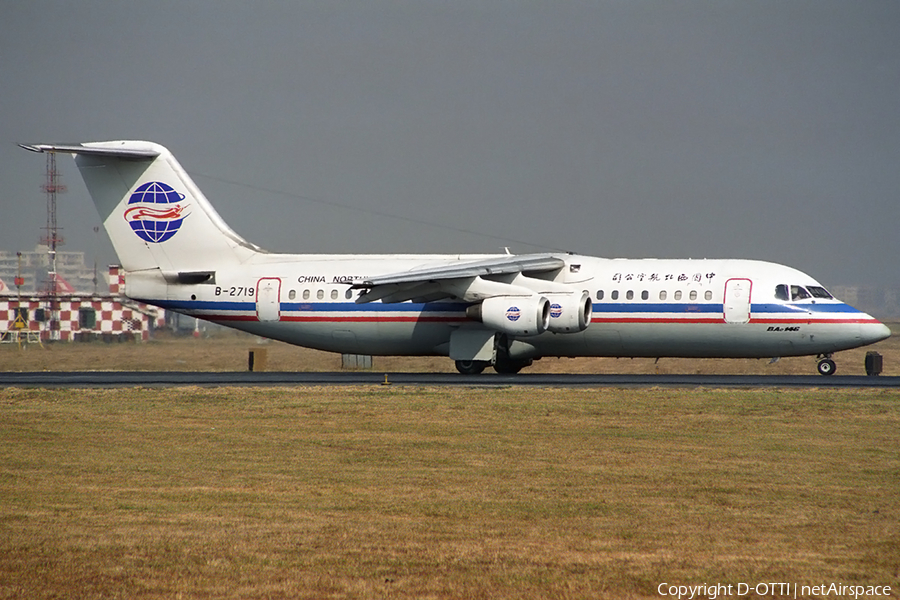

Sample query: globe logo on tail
[124,182,189,243]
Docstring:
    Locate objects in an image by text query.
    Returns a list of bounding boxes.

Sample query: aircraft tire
[492,359,532,375]
[817,359,837,376]
[455,360,489,375]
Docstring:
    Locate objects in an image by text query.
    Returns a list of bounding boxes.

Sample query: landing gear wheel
[492,359,532,375]
[816,358,836,376]
[490,334,534,374]
[455,360,488,375]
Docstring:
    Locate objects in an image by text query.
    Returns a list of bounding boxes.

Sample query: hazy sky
[1,1,898,289]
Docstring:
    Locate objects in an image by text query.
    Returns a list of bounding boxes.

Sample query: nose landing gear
[816,355,836,376]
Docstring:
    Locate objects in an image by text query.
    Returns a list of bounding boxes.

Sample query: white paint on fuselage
[143,253,890,360]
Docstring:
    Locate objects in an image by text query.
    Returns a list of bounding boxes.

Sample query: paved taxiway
[1,372,899,388]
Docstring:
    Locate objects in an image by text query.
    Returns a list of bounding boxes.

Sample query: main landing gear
[454,360,489,375]
[454,358,533,375]
[454,333,534,375]
[492,357,533,374]
[816,354,836,376]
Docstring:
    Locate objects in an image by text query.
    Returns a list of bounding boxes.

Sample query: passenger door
[256,278,282,322]
[723,278,752,324]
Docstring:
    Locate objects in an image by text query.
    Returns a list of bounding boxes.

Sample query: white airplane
[21,141,890,375]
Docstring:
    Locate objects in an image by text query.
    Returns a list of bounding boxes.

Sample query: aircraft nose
[860,320,891,345]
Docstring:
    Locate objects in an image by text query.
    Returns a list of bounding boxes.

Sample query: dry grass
[1,323,898,375]
[1,386,898,599]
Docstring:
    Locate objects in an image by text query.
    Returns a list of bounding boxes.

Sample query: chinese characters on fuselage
[611,272,716,284]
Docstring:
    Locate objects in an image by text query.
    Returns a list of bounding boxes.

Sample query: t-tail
[19,141,263,279]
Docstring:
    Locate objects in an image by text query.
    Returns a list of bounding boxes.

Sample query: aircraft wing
[351,253,566,303]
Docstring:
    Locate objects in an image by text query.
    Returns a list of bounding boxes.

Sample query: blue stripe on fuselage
[752,303,863,314]
[139,298,863,317]
[593,303,722,313]
[137,299,467,313]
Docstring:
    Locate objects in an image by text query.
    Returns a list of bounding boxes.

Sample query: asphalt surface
[1,371,899,388]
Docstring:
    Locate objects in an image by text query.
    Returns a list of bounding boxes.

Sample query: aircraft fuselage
[132,253,888,360]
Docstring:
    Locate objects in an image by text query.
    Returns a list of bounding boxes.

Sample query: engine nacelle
[544,291,592,333]
[466,295,550,337]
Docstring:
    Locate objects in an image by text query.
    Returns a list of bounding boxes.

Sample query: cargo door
[723,278,752,324]
[256,278,282,322]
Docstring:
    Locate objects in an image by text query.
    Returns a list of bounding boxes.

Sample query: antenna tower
[40,151,66,294]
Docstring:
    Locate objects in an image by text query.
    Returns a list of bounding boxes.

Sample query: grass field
[1,322,898,375]
[1,386,898,599]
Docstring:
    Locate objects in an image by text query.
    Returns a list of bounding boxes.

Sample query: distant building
[0,266,164,343]
[830,286,900,320]
[0,247,102,295]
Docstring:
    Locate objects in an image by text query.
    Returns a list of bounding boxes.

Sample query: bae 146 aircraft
[20,141,890,375]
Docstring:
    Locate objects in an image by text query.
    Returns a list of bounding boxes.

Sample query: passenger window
[689,290,697,301]
[288,289,296,300]
[641,290,649,300]
[626,290,634,300]
[345,289,353,300]
[316,289,324,300]
[596,290,604,301]
[704,290,712,301]
[674,290,682,301]
[775,284,789,301]
[791,285,811,301]
[808,286,833,299]
[659,290,667,301]
[302,289,310,300]
[330,289,338,300]
[611,290,619,300]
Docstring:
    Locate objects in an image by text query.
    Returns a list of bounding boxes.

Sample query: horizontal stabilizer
[19,142,160,159]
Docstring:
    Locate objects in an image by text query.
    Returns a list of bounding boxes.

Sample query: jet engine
[544,291,592,333]
[466,295,550,337]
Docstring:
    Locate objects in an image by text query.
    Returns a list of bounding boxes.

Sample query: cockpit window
[791,285,812,301]
[775,284,789,301]
[807,286,833,299]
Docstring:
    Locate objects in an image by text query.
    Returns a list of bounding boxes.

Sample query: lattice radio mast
[40,151,66,294]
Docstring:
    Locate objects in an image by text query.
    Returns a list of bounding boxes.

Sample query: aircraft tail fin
[19,141,263,273]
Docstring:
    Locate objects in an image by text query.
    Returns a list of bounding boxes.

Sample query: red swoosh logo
[124,204,187,222]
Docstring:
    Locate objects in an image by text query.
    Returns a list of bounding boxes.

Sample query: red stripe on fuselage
[591,317,722,324]
[207,314,468,323]
[191,312,877,326]
[589,317,879,326]
[748,317,877,325]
